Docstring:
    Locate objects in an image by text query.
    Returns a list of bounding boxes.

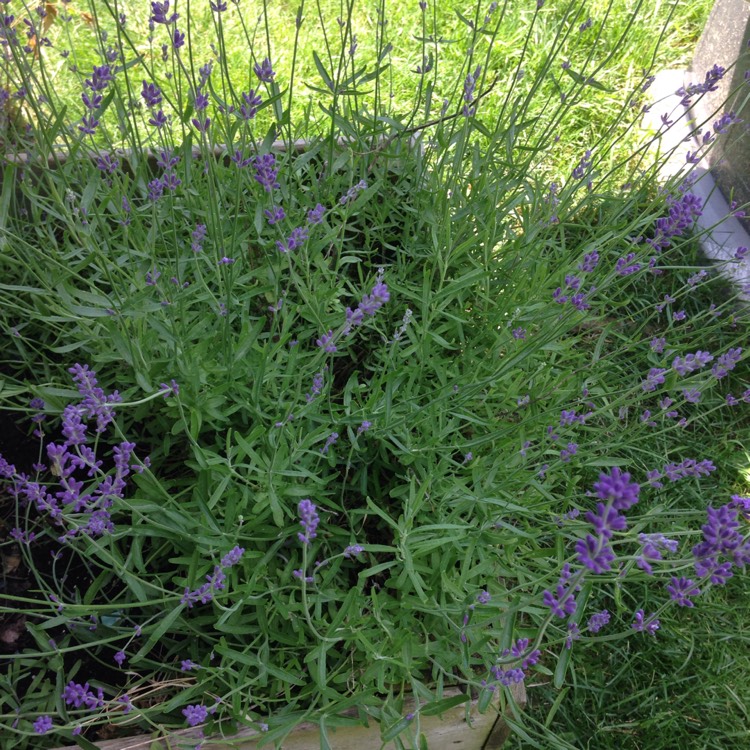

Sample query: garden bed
[2,2,750,749]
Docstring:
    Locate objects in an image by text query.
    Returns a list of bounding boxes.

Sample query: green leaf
[312,51,334,92]
[382,716,413,743]
[553,641,573,689]
[182,100,194,124]
[115,54,144,75]
[306,644,329,692]
[263,660,306,686]
[477,687,495,713]
[562,66,613,92]
[214,643,260,668]
[43,104,69,145]
[455,10,475,28]
[133,604,185,661]
[207,473,232,511]
[544,685,570,728]
[97,87,116,119]
[419,693,469,716]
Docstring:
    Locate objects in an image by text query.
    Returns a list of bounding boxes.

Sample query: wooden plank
[51,684,525,750]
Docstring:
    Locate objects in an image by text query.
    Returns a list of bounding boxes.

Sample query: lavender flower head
[297,499,319,544]
[321,432,339,455]
[220,546,245,567]
[543,563,579,618]
[307,203,326,224]
[238,89,262,120]
[68,363,122,433]
[667,576,701,607]
[587,609,610,633]
[253,153,279,192]
[359,277,390,316]
[593,466,640,511]
[462,65,481,116]
[254,57,275,82]
[33,716,53,735]
[316,330,337,353]
[632,609,660,635]
[151,1,178,25]
[63,681,104,710]
[575,533,615,574]
[340,179,368,205]
[182,704,207,727]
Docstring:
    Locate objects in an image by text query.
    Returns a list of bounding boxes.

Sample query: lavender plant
[1,1,749,749]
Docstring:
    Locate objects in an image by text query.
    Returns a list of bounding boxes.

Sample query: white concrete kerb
[643,68,750,301]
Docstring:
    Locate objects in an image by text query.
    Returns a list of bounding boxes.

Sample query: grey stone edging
[643,68,750,300]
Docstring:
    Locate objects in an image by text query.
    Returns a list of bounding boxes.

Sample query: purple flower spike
[578,250,599,272]
[191,116,211,133]
[298,499,319,544]
[253,154,279,192]
[307,203,326,224]
[293,568,315,583]
[340,179,368,205]
[159,380,179,398]
[220,546,245,567]
[666,576,701,607]
[141,81,161,108]
[321,432,339,455]
[254,57,275,82]
[358,277,390,317]
[194,90,210,112]
[587,609,610,633]
[592,467,640,511]
[462,65,481,116]
[263,206,285,226]
[575,534,615,574]
[239,89,262,119]
[182,704,208,727]
[712,347,742,379]
[172,28,185,49]
[306,368,326,403]
[151,1,178,25]
[63,681,104,710]
[34,716,53,734]
[693,503,742,561]
[585,503,627,539]
[542,564,579,618]
[641,367,667,392]
[632,609,660,635]
[148,109,168,128]
[316,330,337,353]
[287,226,309,250]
